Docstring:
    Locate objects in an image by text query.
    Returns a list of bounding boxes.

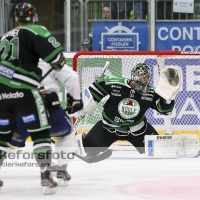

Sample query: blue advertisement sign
[156,22,200,51]
[92,22,148,51]
[144,58,200,129]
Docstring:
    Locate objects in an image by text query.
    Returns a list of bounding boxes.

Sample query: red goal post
[72,51,200,148]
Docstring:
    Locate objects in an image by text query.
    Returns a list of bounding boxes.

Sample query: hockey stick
[40,68,53,83]
[73,149,112,163]
[95,61,110,81]
[73,61,111,163]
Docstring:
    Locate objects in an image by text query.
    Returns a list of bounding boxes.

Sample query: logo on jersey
[111,88,121,97]
[0,65,15,79]
[32,90,48,127]
[111,92,121,97]
[118,98,140,119]
[141,96,153,101]
[112,89,120,93]
[0,92,24,100]
[0,119,10,126]
[114,116,135,123]
[22,114,36,123]
[111,85,122,89]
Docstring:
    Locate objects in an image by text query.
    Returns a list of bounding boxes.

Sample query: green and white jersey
[89,75,174,130]
[0,25,63,89]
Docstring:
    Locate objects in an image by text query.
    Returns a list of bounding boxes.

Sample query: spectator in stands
[102,5,112,19]
[82,5,112,51]
[104,2,132,19]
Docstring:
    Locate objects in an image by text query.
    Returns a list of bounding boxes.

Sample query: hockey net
[73,51,200,150]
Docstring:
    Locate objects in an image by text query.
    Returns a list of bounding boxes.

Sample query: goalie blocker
[69,88,98,118]
[145,134,199,158]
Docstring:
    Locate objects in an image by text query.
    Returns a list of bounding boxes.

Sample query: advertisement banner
[92,22,148,51]
[156,22,200,51]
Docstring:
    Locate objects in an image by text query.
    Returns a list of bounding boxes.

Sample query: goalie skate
[40,165,57,195]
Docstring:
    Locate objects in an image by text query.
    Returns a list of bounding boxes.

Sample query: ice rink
[1,149,200,200]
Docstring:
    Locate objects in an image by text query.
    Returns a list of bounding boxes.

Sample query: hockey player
[0,2,70,194]
[11,60,83,186]
[72,63,178,158]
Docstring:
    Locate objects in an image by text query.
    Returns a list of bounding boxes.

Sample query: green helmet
[131,63,151,92]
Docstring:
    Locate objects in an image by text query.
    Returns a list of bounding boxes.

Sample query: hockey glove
[50,53,66,72]
[155,66,182,101]
[40,91,60,110]
[66,93,83,114]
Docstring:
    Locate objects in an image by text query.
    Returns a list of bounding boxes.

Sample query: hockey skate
[40,164,57,195]
[57,164,71,186]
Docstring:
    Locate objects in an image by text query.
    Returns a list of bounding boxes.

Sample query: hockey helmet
[131,63,151,92]
[15,2,38,24]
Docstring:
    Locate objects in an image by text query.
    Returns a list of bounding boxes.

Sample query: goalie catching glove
[68,88,98,118]
[66,93,84,114]
[155,66,182,101]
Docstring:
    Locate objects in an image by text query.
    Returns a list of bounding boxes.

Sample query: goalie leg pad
[145,134,199,158]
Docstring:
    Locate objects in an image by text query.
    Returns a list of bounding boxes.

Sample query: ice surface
[1,146,200,200]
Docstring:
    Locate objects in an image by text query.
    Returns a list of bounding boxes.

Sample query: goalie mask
[15,3,38,24]
[131,63,151,93]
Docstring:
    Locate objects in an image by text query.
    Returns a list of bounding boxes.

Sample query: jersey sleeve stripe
[93,81,108,95]
[43,46,63,63]
[89,90,103,102]
[89,84,104,96]
[155,101,174,113]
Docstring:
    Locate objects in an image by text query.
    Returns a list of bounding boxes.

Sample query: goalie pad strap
[145,134,199,158]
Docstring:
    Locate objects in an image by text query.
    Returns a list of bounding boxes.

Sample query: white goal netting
[73,51,200,148]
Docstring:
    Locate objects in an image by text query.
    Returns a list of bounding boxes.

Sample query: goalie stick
[73,150,112,163]
[73,61,112,163]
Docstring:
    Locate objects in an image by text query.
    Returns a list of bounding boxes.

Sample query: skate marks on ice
[1,157,200,200]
